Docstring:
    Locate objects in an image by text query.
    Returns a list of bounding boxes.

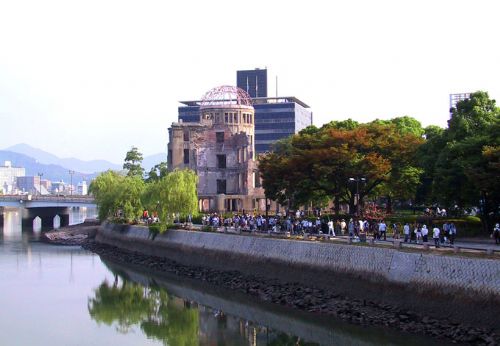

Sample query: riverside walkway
[176,223,500,256]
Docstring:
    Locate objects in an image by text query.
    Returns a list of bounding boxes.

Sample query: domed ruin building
[167,86,266,213]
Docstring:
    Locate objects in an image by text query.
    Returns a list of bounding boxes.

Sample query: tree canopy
[429,91,500,230]
[259,118,424,214]
[123,146,144,178]
[89,170,145,222]
[91,149,198,231]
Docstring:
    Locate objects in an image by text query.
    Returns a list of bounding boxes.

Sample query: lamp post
[69,170,75,196]
[37,172,43,195]
[349,177,366,216]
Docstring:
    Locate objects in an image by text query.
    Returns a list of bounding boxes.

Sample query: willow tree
[142,169,198,232]
[89,170,145,222]
[89,170,123,221]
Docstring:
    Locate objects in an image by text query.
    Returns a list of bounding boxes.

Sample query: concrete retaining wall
[96,223,500,327]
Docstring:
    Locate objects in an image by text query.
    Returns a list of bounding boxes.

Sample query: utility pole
[349,177,366,217]
[69,170,75,195]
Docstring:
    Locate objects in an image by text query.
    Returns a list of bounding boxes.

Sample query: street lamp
[69,170,75,196]
[349,177,366,216]
[37,172,43,195]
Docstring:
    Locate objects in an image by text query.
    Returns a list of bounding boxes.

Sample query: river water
[0,208,442,346]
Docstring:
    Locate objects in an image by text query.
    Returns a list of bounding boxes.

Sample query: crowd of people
[200,212,464,247]
[142,209,500,247]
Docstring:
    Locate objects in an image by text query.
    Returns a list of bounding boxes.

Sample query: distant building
[178,68,312,154]
[168,86,266,213]
[77,181,88,195]
[0,161,25,194]
[449,93,471,113]
[16,176,48,195]
[236,68,268,98]
[51,181,66,194]
[41,179,52,193]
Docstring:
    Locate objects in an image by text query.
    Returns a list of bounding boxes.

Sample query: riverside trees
[259,118,424,214]
[89,147,198,232]
[259,91,499,234]
[419,91,500,232]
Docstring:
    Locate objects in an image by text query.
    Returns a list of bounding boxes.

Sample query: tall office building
[237,68,267,98]
[178,69,312,154]
[449,93,471,113]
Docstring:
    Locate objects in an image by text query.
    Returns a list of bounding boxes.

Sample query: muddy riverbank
[41,219,99,245]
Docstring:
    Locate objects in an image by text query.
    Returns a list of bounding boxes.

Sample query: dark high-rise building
[237,68,267,98]
[177,68,312,154]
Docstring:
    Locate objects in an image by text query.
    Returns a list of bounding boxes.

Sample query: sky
[0,0,499,163]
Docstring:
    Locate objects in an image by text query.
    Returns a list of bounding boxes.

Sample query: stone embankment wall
[96,223,500,327]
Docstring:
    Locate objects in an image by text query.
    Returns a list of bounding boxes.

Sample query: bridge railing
[0,194,95,203]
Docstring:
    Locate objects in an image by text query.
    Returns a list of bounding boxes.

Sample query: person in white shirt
[403,223,410,242]
[421,224,429,242]
[432,225,440,248]
[327,220,335,236]
[378,220,387,240]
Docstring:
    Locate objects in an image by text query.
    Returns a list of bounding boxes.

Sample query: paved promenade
[188,223,500,255]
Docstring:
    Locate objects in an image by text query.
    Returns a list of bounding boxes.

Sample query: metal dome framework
[200,85,253,109]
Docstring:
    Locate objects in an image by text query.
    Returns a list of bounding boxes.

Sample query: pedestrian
[378,220,387,241]
[414,224,422,244]
[421,224,429,243]
[335,219,341,236]
[432,225,440,248]
[328,219,335,236]
[392,222,400,239]
[449,223,457,245]
[442,222,449,245]
[348,219,355,238]
[340,219,347,235]
[403,223,410,242]
[492,223,500,245]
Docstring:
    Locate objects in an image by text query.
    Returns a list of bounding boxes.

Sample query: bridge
[0,195,95,208]
[0,195,96,229]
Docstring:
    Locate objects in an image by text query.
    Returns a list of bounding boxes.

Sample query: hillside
[5,143,121,173]
[0,150,96,183]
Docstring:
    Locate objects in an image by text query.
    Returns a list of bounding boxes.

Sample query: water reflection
[88,278,199,345]
[0,206,97,235]
[2,208,22,235]
[88,275,320,346]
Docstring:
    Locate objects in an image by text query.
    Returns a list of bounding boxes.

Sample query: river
[0,208,443,345]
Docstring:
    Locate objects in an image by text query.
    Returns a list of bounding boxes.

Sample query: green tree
[89,170,145,222]
[432,91,500,231]
[146,162,168,183]
[89,170,123,221]
[367,117,424,211]
[321,118,359,130]
[123,146,144,178]
[370,116,425,137]
[142,169,198,232]
[415,125,446,204]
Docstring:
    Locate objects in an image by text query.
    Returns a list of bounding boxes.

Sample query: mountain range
[1,143,166,182]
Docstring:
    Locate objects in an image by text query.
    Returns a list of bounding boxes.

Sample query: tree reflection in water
[88,275,198,346]
[88,274,319,346]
